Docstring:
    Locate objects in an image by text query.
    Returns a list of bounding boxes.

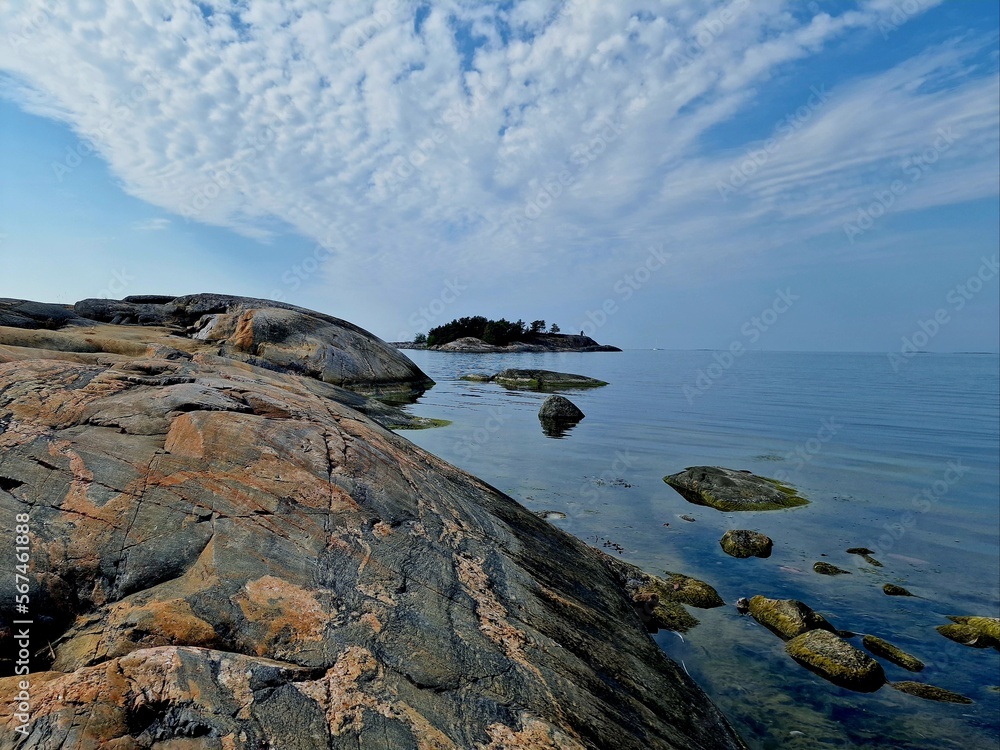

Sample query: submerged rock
[493,368,608,390]
[748,596,838,640]
[0,301,747,749]
[862,635,924,672]
[936,616,1000,650]
[846,547,883,567]
[892,681,973,704]
[785,630,886,692]
[664,467,808,512]
[883,584,914,597]
[720,530,773,558]
[604,558,725,634]
[813,562,852,576]
[459,372,492,381]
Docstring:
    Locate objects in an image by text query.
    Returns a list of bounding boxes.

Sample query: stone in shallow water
[813,562,851,576]
[883,584,914,597]
[720,530,773,558]
[861,635,924,672]
[748,596,838,640]
[892,681,973,704]
[664,466,808,512]
[785,630,886,692]
[936,616,1000,650]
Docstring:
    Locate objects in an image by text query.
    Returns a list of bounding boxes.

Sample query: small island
[394,315,621,352]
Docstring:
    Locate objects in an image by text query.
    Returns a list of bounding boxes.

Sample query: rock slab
[664,467,808,512]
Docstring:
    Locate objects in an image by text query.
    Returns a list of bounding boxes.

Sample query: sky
[0,0,997,352]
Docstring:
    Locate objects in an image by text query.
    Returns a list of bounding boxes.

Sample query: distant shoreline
[392,333,621,353]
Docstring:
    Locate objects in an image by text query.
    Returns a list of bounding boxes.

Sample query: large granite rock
[748,596,838,640]
[664,467,808,512]
[785,630,886,693]
[68,293,435,400]
[0,310,747,749]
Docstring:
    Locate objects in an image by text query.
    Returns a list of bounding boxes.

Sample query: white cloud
[0,0,995,336]
[132,218,172,232]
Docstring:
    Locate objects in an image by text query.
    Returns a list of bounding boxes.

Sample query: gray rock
[539,395,585,421]
[664,466,809,511]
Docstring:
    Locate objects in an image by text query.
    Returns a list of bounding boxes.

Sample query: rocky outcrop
[785,630,886,692]
[747,596,838,640]
[0,303,747,749]
[493,369,608,390]
[719,530,773,558]
[882,584,914,597]
[664,467,808,512]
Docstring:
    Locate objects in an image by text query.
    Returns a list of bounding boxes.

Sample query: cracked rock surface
[0,299,747,749]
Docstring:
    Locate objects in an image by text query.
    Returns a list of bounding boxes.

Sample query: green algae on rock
[936,616,1000,650]
[861,635,925,672]
[748,596,838,640]
[892,681,973,704]
[883,584,914,597]
[492,368,608,390]
[785,630,886,692]
[720,530,773,558]
[813,562,852,576]
[664,467,808,512]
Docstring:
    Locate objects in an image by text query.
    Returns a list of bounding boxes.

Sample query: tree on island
[550,323,560,333]
[413,332,427,344]
[423,316,562,347]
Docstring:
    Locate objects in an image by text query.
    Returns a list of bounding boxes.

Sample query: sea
[398,349,1000,750]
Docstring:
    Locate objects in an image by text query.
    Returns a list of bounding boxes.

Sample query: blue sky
[1,0,997,351]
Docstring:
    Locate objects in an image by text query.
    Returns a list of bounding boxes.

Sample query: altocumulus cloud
[0,0,997,322]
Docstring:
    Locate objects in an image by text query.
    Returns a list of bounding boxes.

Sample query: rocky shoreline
[0,295,746,749]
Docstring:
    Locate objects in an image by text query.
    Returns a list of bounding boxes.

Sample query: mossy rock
[813,562,851,576]
[659,573,725,609]
[786,630,886,692]
[720,530,773,558]
[459,373,491,382]
[883,584,913,597]
[664,467,808,512]
[936,616,1000,650]
[647,600,700,633]
[398,417,452,430]
[862,635,924,672]
[492,369,608,390]
[892,681,973,704]
[748,596,837,640]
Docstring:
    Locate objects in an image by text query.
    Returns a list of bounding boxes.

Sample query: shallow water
[398,349,1000,749]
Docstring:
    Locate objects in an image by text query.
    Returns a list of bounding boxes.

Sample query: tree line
[416,317,560,346]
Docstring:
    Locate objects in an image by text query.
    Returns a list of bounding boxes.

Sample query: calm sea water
[398,349,1000,750]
